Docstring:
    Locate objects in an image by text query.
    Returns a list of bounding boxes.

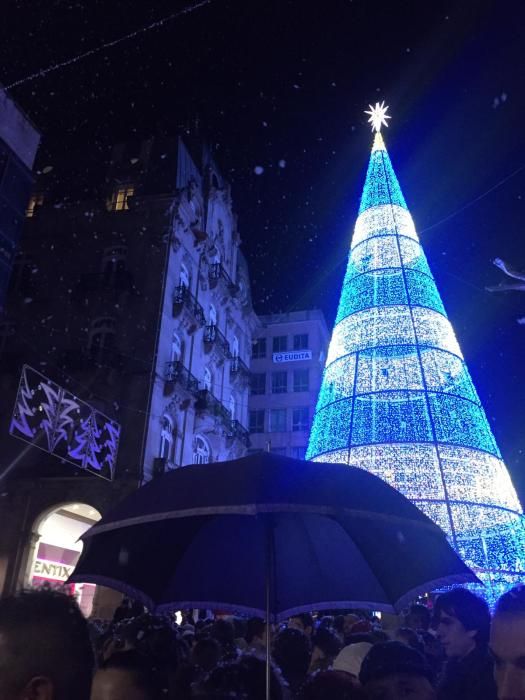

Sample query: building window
[251,372,266,395]
[88,317,116,353]
[203,367,212,392]
[109,184,134,212]
[293,333,309,350]
[171,333,183,363]
[0,320,16,353]
[249,410,265,433]
[25,192,44,218]
[8,252,36,294]
[293,368,309,392]
[160,414,175,461]
[102,245,127,274]
[269,408,287,433]
[193,435,211,464]
[271,371,287,394]
[291,446,307,460]
[273,335,287,353]
[292,407,309,432]
[232,335,239,359]
[252,338,266,360]
[179,263,190,289]
[209,304,217,327]
[229,394,236,420]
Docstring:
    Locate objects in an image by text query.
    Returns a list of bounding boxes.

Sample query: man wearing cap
[359,641,436,700]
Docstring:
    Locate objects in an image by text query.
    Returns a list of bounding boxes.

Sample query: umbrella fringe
[393,572,482,611]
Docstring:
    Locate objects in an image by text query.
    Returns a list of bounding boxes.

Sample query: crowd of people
[0,584,524,700]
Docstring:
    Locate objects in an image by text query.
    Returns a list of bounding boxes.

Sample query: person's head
[245,617,266,645]
[272,628,311,686]
[359,642,435,700]
[0,588,94,700]
[394,627,424,654]
[311,626,342,661]
[297,670,366,700]
[433,588,490,658]
[203,654,283,700]
[90,651,161,700]
[318,615,335,629]
[288,613,314,638]
[332,642,373,679]
[211,618,236,648]
[343,614,360,637]
[405,603,431,632]
[490,585,525,700]
[191,637,221,673]
[334,615,346,636]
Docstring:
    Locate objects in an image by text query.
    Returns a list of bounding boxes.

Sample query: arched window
[193,435,210,464]
[160,414,175,461]
[88,317,116,354]
[179,263,190,289]
[231,335,239,358]
[171,333,183,363]
[203,367,212,392]
[209,304,217,327]
[229,394,236,420]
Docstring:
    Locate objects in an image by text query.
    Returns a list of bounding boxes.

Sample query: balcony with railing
[209,262,238,296]
[152,457,178,477]
[230,355,250,384]
[164,360,199,395]
[228,419,251,448]
[195,389,232,427]
[172,285,205,326]
[203,324,232,359]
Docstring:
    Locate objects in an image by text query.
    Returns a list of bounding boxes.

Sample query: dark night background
[2,0,525,495]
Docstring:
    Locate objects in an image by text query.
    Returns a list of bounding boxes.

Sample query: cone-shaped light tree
[307,103,525,598]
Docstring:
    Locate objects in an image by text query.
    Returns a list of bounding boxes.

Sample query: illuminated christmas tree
[307,103,525,598]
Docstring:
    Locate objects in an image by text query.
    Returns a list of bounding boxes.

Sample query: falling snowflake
[278,159,286,168]
[254,166,264,175]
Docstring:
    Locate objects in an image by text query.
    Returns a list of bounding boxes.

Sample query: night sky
[3,0,525,494]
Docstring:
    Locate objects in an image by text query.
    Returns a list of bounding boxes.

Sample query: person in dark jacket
[490,584,525,700]
[433,588,497,700]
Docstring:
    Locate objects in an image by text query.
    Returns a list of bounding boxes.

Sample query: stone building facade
[0,134,256,613]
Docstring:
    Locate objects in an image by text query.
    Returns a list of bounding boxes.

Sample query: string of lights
[4,0,214,91]
[307,112,525,600]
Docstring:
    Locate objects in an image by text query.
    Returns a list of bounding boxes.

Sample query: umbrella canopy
[70,453,477,619]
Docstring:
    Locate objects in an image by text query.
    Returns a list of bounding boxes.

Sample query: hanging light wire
[4,0,214,90]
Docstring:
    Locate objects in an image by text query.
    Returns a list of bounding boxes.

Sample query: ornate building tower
[307,104,525,598]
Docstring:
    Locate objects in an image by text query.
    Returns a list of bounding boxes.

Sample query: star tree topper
[365,101,391,132]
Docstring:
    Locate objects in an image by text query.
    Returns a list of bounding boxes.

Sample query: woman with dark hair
[308,627,342,674]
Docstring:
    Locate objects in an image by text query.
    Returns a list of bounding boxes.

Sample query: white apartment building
[248,310,329,459]
[143,141,259,475]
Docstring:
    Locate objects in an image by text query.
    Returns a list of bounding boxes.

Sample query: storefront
[26,503,101,617]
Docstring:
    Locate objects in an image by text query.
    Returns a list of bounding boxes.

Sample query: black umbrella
[71,453,477,697]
